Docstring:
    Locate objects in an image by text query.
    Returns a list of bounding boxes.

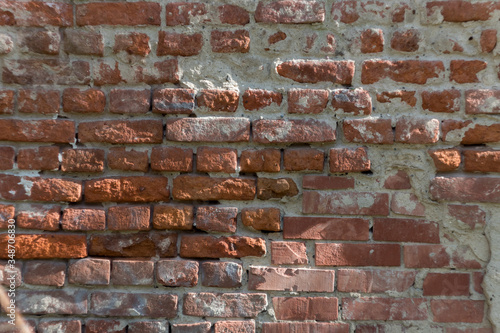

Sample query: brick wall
[0,0,499,332]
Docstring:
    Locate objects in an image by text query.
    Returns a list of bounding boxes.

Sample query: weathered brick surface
[0,1,495,330]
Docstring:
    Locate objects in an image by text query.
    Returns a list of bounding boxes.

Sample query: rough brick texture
[0,1,496,331]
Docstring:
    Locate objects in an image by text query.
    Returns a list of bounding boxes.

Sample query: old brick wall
[0,0,499,332]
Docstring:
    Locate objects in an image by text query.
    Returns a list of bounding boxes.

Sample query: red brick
[76,2,161,25]
[374,217,438,243]
[255,1,325,23]
[0,261,21,287]
[157,259,198,287]
[430,176,500,203]
[425,1,497,22]
[63,88,105,113]
[242,89,282,111]
[129,321,169,333]
[343,119,394,144]
[0,146,13,170]
[111,260,154,286]
[69,258,110,285]
[271,241,308,265]
[18,89,60,114]
[89,233,177,258]
[151,147,193,172]
[86,320,126,333]
[431,300,484,323]
[0,175,82,202]
[391,29,420,52]
[242,208,280,231]
[110,89,150,114]
[423,272,470,296]
[257,177,298,200]
[253,119,335,143]
[61,149,104,173]
[196,147,237,173]
[3,59,90,85]
[153,205,193,230]
[450,60,487,83]
[316,243,400,267]
[330,147,370,173]
[134,59,179,84]
[464,149,500,172]
[448,204,486,229]
[302,175,355,190]
[377,90,417,106]
[422,89,461,113]
[395,117,440,143]
[480,29,497,53]
[429,149,461,172]
[0,90,14,114]
[249,267,334,292]
[268,31,287,45]
[343,297,427,320]
[277,60,354,84]
[331,89,372,115]
[153,88,195,114]
[64,29,103,56]
[391,193,426,216]
[466,89,500,114]
[337,269,416,293]
[24,261,65,287]
[167,117,250,142]
[17,290,87,315]
[360,29,384,53]
[211,30,250,53]
[108,147,148,172]
[284,216,369,240]
[85,176,170,203]
[404,244,481,269]
[108,206,150,231]
[0,204,14,227]
[90,292,177,318]
[93,60,124,86]
[215,321,255,333]
[195,206,238,233]
[38,320,81,333]
[443,121,500,145]
[0,234,86,259]
[158,31,203,56]
[172,323,211,333]
[201,261,242,288]
[79,120,163,144]
[284,148,324,171]
[166,2,208,26]
[262,322,349,333]
[273,297,337,321]
[183,293,267,318]
[287,89,328,114]
[61,208,105,231]
[0,119,75,143]
[16,204,60,231]
[384,170,411,189]
[20,28,60,55]
[219,5,250,25]
[0,1,72,26]
[240,149,281,173]
[173,175,255,201]
[197,89,239,112]
[303,191,389,216]
[114,32,150,56]
[180,235,265,258]
[362,60,444,84]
